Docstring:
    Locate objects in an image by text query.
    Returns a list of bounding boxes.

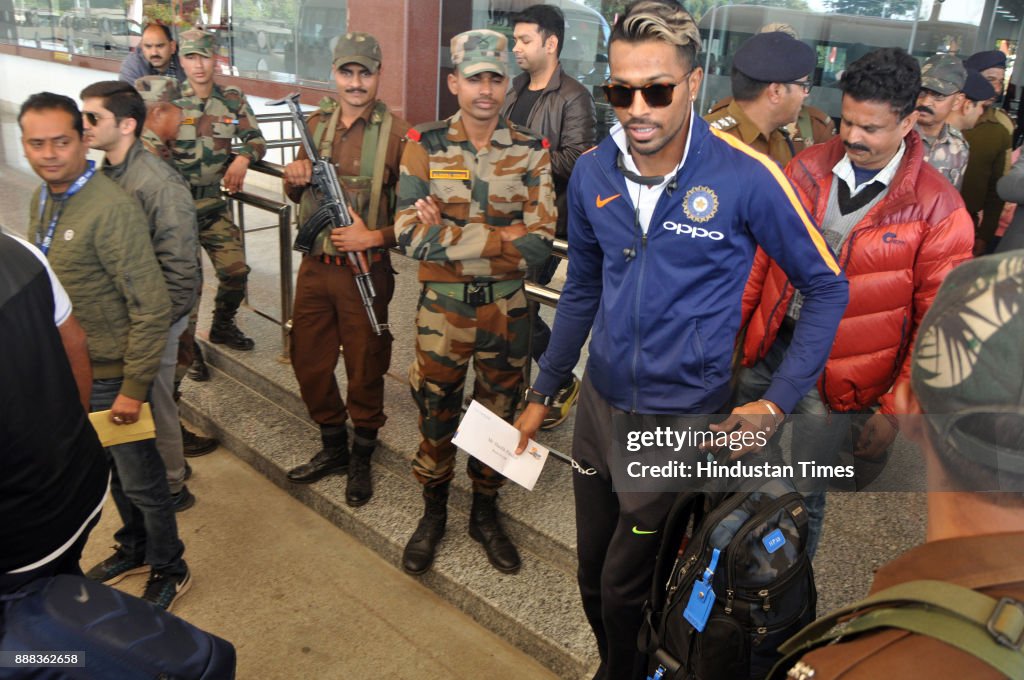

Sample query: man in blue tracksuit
[514,2,849,678]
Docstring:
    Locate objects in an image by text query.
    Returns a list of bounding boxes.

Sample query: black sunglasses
[602,80,684,108]
[82,111,117,126]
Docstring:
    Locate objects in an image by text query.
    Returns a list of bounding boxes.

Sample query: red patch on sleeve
[542,137,551,149]
[407,128,421,142]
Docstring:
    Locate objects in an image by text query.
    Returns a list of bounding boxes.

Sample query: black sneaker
[142,568,192,611]
[84,547,147,585]
[540,376,581,430]
[171,485,196,513]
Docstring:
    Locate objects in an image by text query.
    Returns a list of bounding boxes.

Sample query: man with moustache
[961,50,1013,254]
[739,48,974,559]
[513,2,848,676]
[119,23,185,85]
[19,93,190,610]
[502,4,596,430]
[395,29,554,577]
[916,54,969,189]
[281,33,408,508]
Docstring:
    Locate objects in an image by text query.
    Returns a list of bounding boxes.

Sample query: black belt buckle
[465,283,493,306]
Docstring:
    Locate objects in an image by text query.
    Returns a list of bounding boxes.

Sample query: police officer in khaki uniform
[281,33,409,508]
[394,29,555,577]
[961,50,1013,254]
[704,31,816,168]
[173,29,266,357]
[916,54,970,190]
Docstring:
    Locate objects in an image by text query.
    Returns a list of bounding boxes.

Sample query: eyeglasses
[82,111,116,126]
[602,81,684,108]
[783,80,813,94]
[919,89,954,102]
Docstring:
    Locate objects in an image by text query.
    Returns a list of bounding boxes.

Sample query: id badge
[683,548,720,633]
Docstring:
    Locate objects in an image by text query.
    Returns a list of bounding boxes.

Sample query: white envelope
[452,400,549,491]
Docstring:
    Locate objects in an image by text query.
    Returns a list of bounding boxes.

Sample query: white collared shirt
[611,106,695,234]
[832,139,906,196]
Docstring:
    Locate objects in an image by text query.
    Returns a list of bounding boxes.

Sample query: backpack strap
[363,102,392,229]
[769,579,1024,679]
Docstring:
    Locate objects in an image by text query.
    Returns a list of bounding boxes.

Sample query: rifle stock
[270,93,388,335]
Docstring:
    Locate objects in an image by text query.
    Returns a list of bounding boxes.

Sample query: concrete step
[180,326,596,679]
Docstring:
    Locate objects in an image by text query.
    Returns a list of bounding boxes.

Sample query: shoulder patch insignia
[317,96,338,113]
[709,116,737,131]
[683,186,719,223]
[182,117,196,126]
[406,128,421,142]
[542,137,551,149]
[430,168,471,180]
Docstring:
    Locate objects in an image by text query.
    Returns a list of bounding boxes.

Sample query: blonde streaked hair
[611,0,702,69]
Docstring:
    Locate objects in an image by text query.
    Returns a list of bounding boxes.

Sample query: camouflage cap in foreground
[912,251,1024,475]
[135,76,183,105]
[921,54,967,95]
[332,31,382,72]
[450,29,507,77]
[178,28,216,57]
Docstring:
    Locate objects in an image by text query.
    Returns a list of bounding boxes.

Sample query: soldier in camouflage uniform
[704,31,816,168]
[395,29,555,576]
[281,33,409,509]
[136,75,219,459]
[173,29,266,355]
[916,54,970,190]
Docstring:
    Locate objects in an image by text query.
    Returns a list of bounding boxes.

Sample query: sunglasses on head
[602,80,685,108]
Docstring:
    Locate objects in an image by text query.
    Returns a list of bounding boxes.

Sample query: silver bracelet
[759,399,782,427]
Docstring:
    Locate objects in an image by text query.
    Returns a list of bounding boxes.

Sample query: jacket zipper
[631,224,648,413]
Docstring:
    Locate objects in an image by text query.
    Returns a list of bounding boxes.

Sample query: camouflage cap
[758,22,797,38]
[332,31,381,72]
[450,29,507,77]
[921,54,967,95]
[178,28,216,57]
[911,251,1024,475]
[134,76,183,105]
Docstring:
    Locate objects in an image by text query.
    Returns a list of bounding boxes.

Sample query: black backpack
[639,479,816,680]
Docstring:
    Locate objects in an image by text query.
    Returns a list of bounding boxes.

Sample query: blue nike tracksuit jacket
[533,117,849,415]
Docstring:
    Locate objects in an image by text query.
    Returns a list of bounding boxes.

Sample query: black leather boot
[402,483,449,575]
[209,309,255,351]
[469,491,521,574]
[181,424,218,457]
[345,428,376,507]
[287,425,348,484]
[187,343,210,381]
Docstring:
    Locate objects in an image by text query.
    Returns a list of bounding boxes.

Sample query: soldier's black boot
[345,428,376,507]
[181,424,218,457]
[287,425,349,484]
[187,343,210,381]
[402,483,449,575]
[209,309,255,351]
[469,491,521,574]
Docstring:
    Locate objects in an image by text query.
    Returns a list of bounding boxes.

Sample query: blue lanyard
[36,160,96,256]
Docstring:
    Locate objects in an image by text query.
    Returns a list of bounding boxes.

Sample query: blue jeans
[90,378,186,577]
[735,338,851,560]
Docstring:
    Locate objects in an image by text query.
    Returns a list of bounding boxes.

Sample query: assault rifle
[269,93,386,335]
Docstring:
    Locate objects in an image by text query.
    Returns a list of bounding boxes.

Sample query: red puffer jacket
[740,131,973,414]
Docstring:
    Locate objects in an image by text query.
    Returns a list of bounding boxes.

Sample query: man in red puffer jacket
[739,48,973,559]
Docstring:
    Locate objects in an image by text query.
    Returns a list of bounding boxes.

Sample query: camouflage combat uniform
[395,111,555,490]
[173,80,266,318]
[920,123,970,190]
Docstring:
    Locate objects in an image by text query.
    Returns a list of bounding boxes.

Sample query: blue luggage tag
[763,528,786,554]
[683,548,720,632]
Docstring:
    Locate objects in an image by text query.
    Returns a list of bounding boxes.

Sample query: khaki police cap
[178,28,216,57]
[921,54,967,96]
[332,32,382,72]
[135,76,183,105]
[450,29,507,77]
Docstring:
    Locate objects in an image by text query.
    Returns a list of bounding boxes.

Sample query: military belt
[312,249,385,267]
[426,280,522,307]
[191,184,223,200]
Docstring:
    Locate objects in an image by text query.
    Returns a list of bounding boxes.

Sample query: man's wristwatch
[525,388,554,407]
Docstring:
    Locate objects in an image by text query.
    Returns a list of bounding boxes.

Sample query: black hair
[18,92,83,136]
[513,4,565,58]
[142,22,174,43]
[731,67,770,102]
[610,0,700,72]
[840,47,921,119]
[80,81,147,139]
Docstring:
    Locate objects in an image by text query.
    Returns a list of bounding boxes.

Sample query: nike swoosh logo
[596,193,621,208]
[75,584,89,604]
[632,526,657,535]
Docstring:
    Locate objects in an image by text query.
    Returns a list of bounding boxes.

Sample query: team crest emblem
[683,186,718,223]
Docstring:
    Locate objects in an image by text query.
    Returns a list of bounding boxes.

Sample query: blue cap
[962,68,997,102]
[964,50,1007,72]
[732,32,816,83]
